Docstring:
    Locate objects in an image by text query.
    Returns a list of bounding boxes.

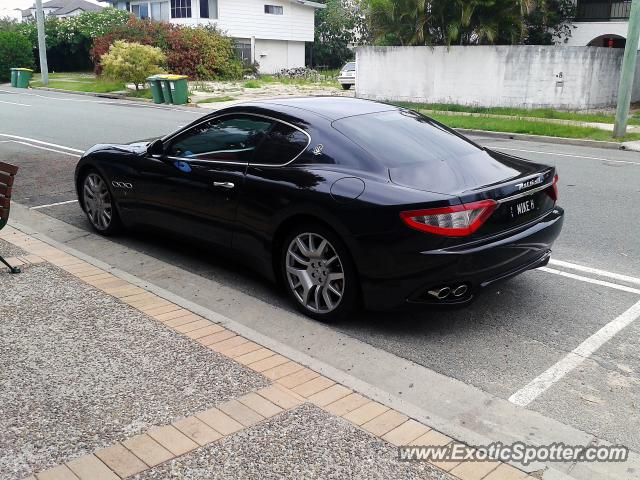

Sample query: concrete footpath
[0,224,534,480]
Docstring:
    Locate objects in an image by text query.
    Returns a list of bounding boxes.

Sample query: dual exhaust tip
[428,284,468,300]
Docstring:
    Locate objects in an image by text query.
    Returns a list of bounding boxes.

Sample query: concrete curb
[9,203,640,480]
[457,129,627,150]
[2,222,538,480]
[30,86,199,110]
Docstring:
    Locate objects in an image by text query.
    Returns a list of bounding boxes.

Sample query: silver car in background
[337,62,356,90]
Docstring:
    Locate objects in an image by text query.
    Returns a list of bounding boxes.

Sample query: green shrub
[243,80,261,88]
[14,8,130,72]
[0,31,34,82]
[101,40,165,90]
[92,19,243,80]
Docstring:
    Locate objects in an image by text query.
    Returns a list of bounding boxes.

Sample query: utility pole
[35,0,49,86]
[613,0,640,137]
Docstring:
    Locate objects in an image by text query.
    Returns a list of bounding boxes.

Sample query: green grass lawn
[31,72,125,93]
[427,113,640,142]
[196,95,236,103]
[395,102,640,126]
[259,69,340,88]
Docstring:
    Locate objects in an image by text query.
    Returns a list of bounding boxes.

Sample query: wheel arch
[270,212,361,289]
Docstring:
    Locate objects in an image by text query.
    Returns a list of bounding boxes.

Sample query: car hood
[388,148,544,195]
[82,139,158,157]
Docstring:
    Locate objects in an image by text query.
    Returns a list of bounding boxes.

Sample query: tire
[341,84,352,90]
[80,170,122,236]
[280,223,358,322]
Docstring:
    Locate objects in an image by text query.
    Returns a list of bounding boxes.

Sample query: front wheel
[81,171,121,235]
[281,224,358,322]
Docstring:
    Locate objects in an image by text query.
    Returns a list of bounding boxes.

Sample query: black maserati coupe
[75,97,564,321]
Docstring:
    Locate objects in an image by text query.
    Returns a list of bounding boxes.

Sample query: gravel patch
[0,238,27,258]
[0,263,269,480]
[135,404,454,480]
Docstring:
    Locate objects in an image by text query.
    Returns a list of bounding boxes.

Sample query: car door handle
[213,181,235,189]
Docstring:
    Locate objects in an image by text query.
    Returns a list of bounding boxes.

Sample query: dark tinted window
[252,122,309,165]
[333,110,481,167]
[264,4,283,14]
[169,115,272,163]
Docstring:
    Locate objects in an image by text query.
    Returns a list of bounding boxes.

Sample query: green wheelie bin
[167,75,189,105]
[157,75,173,104]
[146,75,164,104]
[12,68,33,88]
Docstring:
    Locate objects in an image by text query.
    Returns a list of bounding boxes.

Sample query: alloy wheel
[83,173,113,231]
[285,232,345,314]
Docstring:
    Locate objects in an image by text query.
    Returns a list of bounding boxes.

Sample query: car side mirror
[148,139,164,156]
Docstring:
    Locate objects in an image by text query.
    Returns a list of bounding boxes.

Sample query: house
[21,0,104,21]
[564,0,632,48]
[107,0,324,73]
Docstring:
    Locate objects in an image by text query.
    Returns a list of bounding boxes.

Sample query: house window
[200,0,218,18]
[234,39,252,64]
[130,2,149,18]
[171,0,191,18]
[264,4,283,14]
[130,1,169,20]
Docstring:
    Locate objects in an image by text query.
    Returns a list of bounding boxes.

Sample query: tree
[0,31,34,82]
[13,8,130,71]
[312,0,369,68]
[524,0,575,45]
[362,0,572,47]
[101,41,166,90]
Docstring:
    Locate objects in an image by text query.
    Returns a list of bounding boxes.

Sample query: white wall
[356,45,639,110]
[173,0,315,42]
[565,21,634,48]
[254,39,305,73]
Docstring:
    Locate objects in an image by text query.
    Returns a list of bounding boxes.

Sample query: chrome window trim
[161,112,311,168]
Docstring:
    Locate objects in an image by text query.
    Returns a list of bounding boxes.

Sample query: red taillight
[548,174,559,202]
[400,200,497,237]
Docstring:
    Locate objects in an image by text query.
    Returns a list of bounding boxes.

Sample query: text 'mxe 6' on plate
[74,97,564,322]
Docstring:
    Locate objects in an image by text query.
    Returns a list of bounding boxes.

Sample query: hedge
[0,31,34,82]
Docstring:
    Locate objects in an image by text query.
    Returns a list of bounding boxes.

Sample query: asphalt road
[2,87,640,476]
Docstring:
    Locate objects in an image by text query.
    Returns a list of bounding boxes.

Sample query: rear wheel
[281,224,358,322]
[81,171,121,235]
[341,84,352,90]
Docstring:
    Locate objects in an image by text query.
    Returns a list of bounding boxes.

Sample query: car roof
[245,97,398,122]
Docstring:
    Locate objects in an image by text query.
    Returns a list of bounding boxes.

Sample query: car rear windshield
[332,110,482,168]
[343,62,355,70]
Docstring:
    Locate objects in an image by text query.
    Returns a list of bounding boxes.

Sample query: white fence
[356,45,640,109]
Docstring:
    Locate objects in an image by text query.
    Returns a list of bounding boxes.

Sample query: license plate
[509,197,536,218]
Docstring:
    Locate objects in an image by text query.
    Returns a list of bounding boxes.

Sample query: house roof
[22,0,104,18]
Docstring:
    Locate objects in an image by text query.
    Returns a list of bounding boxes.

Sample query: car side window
[168,115,272,163]
[252,121,309,166]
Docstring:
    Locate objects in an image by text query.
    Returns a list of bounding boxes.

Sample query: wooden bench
[0,162,20,273]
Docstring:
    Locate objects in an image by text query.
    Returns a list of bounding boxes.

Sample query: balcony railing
[576,0,631,21]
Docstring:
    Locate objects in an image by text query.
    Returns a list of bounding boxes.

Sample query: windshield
[343,62,355,71]
[332,110,482,168]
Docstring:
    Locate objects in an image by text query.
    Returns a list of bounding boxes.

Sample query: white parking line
[0,140,81,158]
[486,146,640,166]
[0,134,83,153]
[509,299,640,406]
[539,267,640,295]
[0,99,31,107]
[30,199,79,210]
[549,259,640,287]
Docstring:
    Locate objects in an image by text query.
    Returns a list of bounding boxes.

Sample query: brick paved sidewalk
[0,225,535,480]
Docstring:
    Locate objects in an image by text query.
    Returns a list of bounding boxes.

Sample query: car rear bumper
[359,207,564,311]
[337,76,356,85]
